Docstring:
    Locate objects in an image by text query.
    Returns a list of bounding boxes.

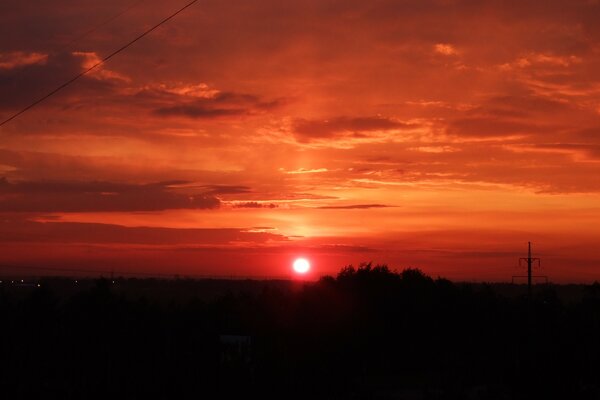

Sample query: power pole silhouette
[518,242,541,300]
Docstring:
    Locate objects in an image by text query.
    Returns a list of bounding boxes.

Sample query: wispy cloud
[0,51,47,69]
[317,204,392,210]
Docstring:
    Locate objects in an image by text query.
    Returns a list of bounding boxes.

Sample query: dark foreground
[1,265,600,399]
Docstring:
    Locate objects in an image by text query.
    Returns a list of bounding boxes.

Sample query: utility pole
[519,242,541,301]
[511,242,545,385]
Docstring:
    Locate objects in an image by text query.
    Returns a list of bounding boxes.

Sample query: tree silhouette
[0,269,599,398]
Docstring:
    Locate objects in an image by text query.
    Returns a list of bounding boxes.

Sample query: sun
[292,258,311,274]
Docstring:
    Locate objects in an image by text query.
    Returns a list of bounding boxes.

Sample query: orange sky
[1,0,600,281]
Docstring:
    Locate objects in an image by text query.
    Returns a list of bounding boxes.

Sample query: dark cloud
[154,106,243,118]
[202,185,253,195]
[441,94,569,138]
[0,217,287,245]
[0,148,239,183]
[0,178,220,212]
[170,243,376,254]
[446,117,550,137]
[293,116,417,141]
[482,95,571,116]
[0,52,118,111]
[152,91,284,119]
[233,202,277,208]
[574,127,600,144]
[533,143,600,159]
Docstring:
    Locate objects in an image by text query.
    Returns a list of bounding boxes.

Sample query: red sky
[1,0,600,281]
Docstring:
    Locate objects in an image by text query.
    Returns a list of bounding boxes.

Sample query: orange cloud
[0,51,47,69]
[434,43,458,56]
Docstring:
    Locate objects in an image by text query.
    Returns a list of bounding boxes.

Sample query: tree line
[1,263,599,399]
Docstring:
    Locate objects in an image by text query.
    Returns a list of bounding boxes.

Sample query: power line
[3,0,147,91]
[0,0,199,128]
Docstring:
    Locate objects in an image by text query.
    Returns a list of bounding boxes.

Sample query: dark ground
[1,264,599,399]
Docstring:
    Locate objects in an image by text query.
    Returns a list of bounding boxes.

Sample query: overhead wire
[0,0,199,128]
[0,0,146,121]
[3,0,147,80]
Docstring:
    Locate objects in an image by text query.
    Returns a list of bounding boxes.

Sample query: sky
[1,0,600,281]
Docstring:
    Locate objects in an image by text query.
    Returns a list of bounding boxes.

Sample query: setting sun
[292,258,310,274]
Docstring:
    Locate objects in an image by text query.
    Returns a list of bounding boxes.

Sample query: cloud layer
[1,0,600,279]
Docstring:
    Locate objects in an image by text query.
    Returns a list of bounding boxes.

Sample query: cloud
[152,91,284,119]
[446,117,547,137]
[317,204,392,209]
[0,217,287,245]
[284,168,329,174]
[0,51,48,69]
[443,94,572,138]
[482,94,570,115]
[575,127,600,143]
[0,148,249,184]
[293,116,418,142]
[170,243,377,254]
[232,201,278,208]
[434,43,458,56]
[501,53,583,70]
[0,178,220,212]
[0,52,120,110]
[143,82,220,98]
[72,51,130,82]
[202,185,253,195]
[531,143,600,159]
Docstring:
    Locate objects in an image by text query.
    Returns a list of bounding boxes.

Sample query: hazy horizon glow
[1,0,600,282]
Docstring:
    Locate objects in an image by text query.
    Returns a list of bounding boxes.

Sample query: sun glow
[292,258,311,274]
